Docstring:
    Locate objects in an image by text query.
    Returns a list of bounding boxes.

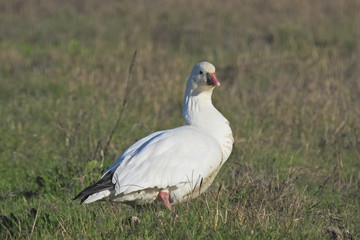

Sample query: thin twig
[103,50,137,159]
[92,140,102,160]
[30,207,40,237]
[57,119,72,146]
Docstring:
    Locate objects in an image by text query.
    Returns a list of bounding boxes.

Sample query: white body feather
[82,62,234,205]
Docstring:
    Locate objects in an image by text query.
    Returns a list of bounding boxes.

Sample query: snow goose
[74,61,234,212]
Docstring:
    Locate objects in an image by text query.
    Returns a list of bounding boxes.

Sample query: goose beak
[206,73,220,86]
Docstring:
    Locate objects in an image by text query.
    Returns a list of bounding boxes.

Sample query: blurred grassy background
[0,0,359,239]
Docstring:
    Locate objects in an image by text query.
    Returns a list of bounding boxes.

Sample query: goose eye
[199,71,203,74]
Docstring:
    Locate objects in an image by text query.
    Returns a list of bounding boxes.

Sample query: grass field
[1,0,360,239]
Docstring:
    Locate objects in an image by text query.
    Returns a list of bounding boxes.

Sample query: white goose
[74,61,234,211]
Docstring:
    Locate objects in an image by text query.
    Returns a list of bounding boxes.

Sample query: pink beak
[208,73,221,86]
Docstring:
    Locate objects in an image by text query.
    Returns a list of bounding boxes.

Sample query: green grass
[1,0,359,239]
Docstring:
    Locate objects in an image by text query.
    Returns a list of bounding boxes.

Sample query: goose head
[186,61,220,95]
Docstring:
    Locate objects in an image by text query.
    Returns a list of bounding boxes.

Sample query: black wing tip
[72,194,80,201]
[72,194,85,203]
[72,192,88,204]
[72,171,115,204]
[72,188,87,201]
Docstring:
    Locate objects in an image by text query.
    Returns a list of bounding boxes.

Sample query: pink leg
[158,191,172,210]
